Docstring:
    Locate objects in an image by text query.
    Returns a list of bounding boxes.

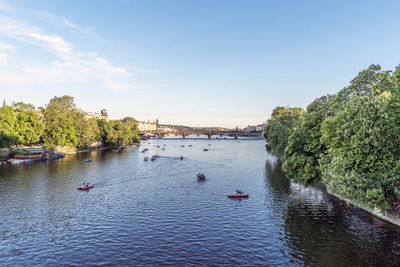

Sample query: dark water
[1,138,399,266]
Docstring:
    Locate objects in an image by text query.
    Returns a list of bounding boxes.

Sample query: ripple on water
[1,139,400,266]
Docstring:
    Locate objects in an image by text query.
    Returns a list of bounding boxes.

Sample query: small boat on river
[227,191,249,198]
[9,159,29,165]
[197,173,206,180]
[77,183,94,191]
[83,159,92,163]
[203,149,208,151]
[144,157,149,161]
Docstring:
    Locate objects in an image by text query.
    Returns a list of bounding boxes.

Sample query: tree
[42,96,78,149]
[282,95,334,183]
[15,110,44,145]
[264,106,304,159]
[320,92,400,210]
[0,106,18,147]
[12,102,36,112]
[122,116,140,143]
[98,119,117,147]
[72,112,100,149]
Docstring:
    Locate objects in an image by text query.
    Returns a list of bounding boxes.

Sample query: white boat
[9,159,28,165]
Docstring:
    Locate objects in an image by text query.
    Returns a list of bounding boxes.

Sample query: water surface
[1,138,399,266]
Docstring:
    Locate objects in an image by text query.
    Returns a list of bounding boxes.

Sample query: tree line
[264,64,400,211]
[0,95,140,150]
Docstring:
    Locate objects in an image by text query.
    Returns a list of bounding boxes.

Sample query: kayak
[77,185,94,190]
[228,194,248,198]
[83,159,92,163]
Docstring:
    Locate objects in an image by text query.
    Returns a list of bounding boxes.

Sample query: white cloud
[0,42,15,52]
[62,18,97,38]
[0,52,8,65]
[27,32,71,53]
[0,0,10,11]
[0,15,134,91]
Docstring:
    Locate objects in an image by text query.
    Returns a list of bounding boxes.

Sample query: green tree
[320,91,400,210]
[122,116,140,143]
[0,106,18,147]
[42,96,78,149]
[72,112,100,149]
[12,101,36,112]
[282,95,334,183]
[98,119,117,147]
[15,110,44,145]
[264,106,304,159]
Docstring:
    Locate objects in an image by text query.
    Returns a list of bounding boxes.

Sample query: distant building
[158,126,174,133]
[2,99,5,107]
[244,123,266,133]
[85,112,101,120]
[138,121,157,132]
[255,124,266,132]
[101,109,108,121]
[244,125,256,133]
[83,109,109,121]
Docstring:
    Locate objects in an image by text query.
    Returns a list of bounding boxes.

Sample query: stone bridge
[140,131,263,140]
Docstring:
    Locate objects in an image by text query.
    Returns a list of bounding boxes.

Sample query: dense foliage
[263,106,304,158]
[0,95,140,150]
[267,64,400,211]
[282,95,333,183]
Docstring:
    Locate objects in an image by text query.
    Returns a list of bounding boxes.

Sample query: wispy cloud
[0,0,10,11]
[0,52,9,66]
[0,15,133,91]
[62,18,97,38]
[38,11,100,40]
[0,42,15,52]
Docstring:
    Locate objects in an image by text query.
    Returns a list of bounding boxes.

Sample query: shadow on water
[264,157,400,266]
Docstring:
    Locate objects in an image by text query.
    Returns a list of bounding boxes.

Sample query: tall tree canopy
[267,64,400,210]
[0,106,18,147]
[264,106,304,159]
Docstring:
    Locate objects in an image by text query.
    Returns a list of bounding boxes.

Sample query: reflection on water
[265,158,400,266]
[0,139,399,266]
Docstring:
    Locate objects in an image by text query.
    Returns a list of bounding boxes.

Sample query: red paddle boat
[227,190,249,198]
[77,183,94,191]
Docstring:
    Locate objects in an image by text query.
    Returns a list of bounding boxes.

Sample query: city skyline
[1,0,400,127]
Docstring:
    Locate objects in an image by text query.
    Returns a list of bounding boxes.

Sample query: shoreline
[269,156,400,228]
[59,144,139,155]
[0,144,140,160]
[325,187,400,227]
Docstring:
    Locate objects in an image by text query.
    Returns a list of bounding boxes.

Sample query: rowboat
[227,193,249,198]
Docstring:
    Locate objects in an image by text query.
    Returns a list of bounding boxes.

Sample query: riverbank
[63,144,139,154]
[0,144,140,163]
[326,187,400,227]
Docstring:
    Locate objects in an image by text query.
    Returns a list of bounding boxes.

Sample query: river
[1,138,399,266]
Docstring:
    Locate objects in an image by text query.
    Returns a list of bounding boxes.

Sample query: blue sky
[1,0,400,128]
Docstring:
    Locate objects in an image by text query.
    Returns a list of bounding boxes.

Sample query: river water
[1,138,399,266]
